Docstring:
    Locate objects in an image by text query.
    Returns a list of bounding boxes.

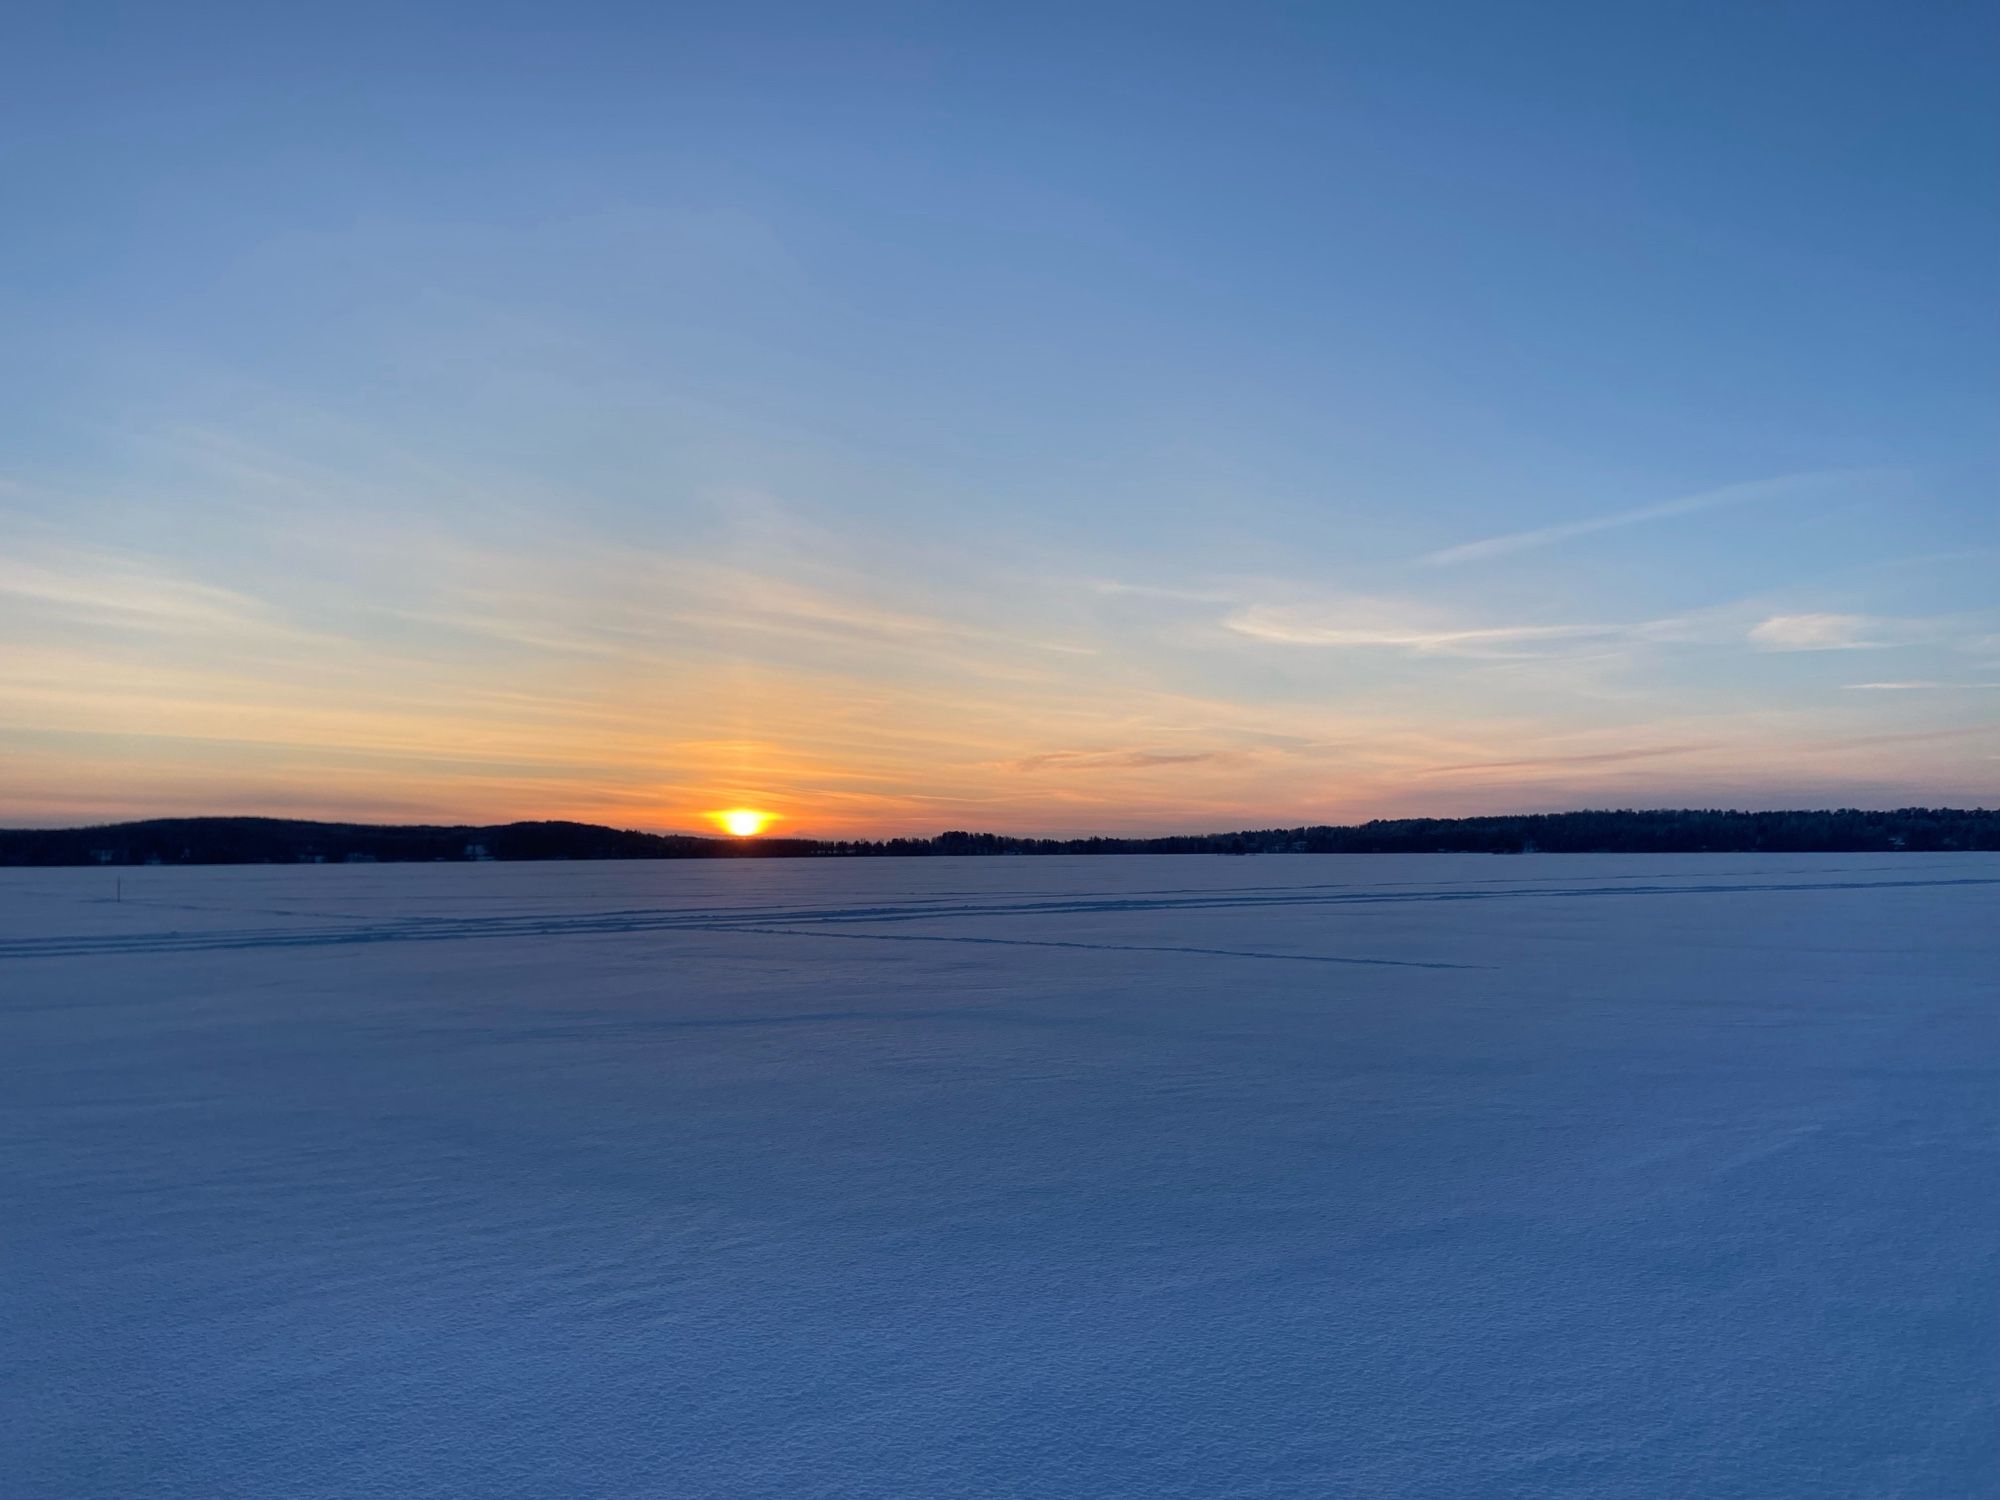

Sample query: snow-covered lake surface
[4,853,1995,1498]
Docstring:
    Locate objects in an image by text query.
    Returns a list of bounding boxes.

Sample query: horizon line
[6,803,1996,842]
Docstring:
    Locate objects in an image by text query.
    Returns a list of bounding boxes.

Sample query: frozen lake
[3,853,1995,1498]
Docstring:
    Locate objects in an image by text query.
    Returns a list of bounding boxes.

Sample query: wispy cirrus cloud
[0,546,315,640]
[1412,741,1720,778]
[1224,600,1619,658]
[1843,680,2000,692]
[1082,578,1238,605]
[1806,725,1998,751]
[386,552,1097,681]
[1747,613,1892,651]
[1420,470,1894,567]
[1014,747,1250,772]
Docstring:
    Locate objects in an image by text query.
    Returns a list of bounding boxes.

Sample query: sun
[714,809,774,838]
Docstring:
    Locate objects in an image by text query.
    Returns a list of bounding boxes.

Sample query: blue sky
[2,1,1995,832]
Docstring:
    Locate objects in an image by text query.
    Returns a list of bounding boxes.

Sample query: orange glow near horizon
[714,809,776,838]
[3,532,1992,839]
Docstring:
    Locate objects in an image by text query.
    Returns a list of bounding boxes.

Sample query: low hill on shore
[3,808,1996,866]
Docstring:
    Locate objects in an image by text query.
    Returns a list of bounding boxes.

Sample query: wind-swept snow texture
[3,854,1995,1498]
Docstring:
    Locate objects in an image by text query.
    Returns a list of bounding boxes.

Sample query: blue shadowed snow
[2,854,1995,1498]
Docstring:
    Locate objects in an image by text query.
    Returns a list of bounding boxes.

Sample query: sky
[2,1,1995,836]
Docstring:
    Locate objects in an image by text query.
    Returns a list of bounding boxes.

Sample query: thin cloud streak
[1420,470,1894,567]
[1844,680,2000,692]
[1014,748,1252,772]
[0,550,304,638]
[1224,604,1619,657]
[1413,742,1719,778]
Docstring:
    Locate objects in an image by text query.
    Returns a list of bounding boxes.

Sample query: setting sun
[714,809,774,838]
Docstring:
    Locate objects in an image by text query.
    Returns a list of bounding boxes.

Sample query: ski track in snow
[0,867,1991,962]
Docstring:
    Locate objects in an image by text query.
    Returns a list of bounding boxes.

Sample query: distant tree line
[1,807,1995,867]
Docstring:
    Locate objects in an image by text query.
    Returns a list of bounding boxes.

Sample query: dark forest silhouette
[3,807,1996,866]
